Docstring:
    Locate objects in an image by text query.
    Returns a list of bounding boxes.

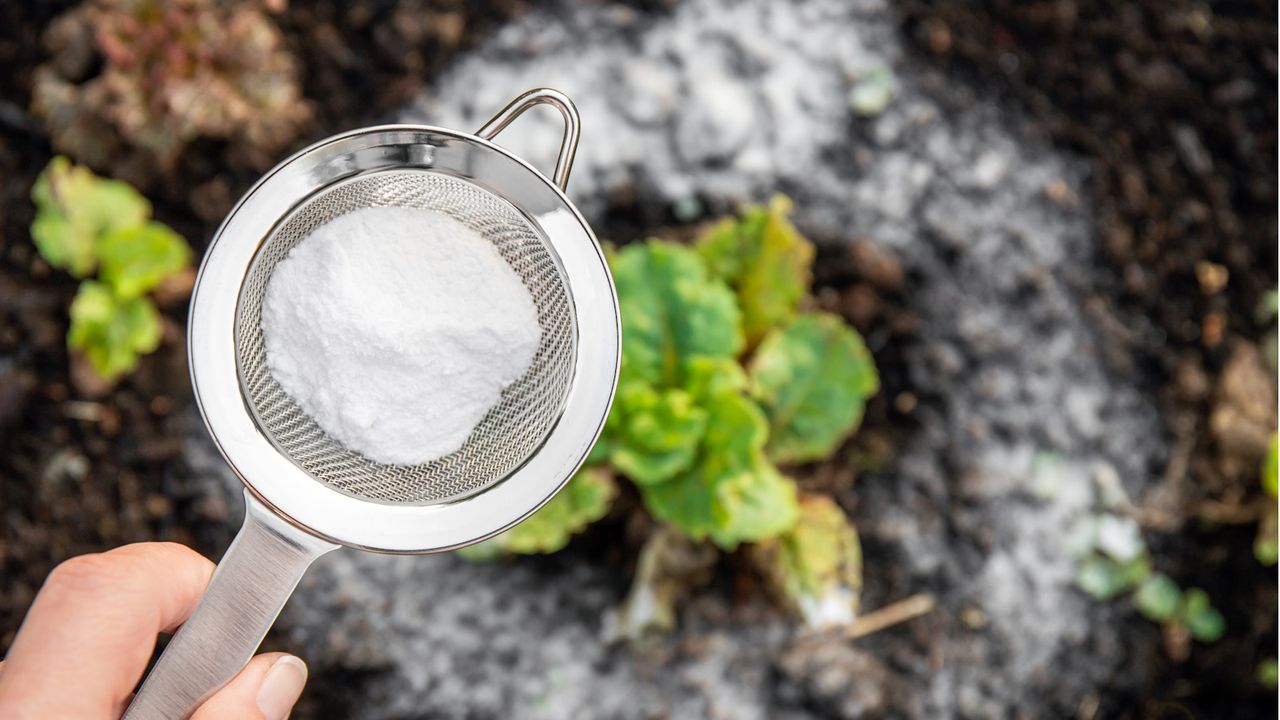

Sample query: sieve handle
[122,491,337,720]
[476,87,580,191]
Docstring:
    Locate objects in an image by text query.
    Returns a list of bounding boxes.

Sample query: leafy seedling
[67,281,163,381]
[30,157,191,382]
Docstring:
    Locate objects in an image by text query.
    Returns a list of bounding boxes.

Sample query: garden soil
[0,1,1274,719]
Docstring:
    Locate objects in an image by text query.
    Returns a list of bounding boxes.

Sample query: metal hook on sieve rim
[476,88,580,191]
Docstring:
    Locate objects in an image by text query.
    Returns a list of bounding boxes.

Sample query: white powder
[260,206,540,466]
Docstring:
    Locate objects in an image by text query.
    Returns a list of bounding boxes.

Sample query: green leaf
[639,392,765,537]
[1134,574,1181,622]
[608,382,707,485]
[708,457,800,549]
[696,196,814,346]
[750,494,862,627]
[639,466,724,540]
[31,157,151,277]
[640,388,799,549]
[750,313,879,464]
[1075,553,1150,601]
[682,355,748,400]
[98,221,191,298]
[609,241,743,387]
[1178,588,1225,643]
[67,281,162,381]
[488,467,617,555]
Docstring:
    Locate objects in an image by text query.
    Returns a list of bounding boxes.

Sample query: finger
[191,652,308,720]
[0,542,214,717]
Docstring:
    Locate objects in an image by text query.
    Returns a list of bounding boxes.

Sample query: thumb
[190,652,308,720]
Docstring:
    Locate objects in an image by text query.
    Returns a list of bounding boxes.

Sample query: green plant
[32,0,308,180]
[31,157,190,381]
[461,468,617,559]
[1071,510,1225,644]
[471,197,879,630]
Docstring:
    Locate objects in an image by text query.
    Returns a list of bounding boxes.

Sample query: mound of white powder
[260,206,540,466]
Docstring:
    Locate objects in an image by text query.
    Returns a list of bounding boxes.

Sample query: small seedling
[1071,503,1225,650]
[31,157,190,383]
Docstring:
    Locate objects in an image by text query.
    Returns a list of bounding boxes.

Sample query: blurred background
[0,0,1276,718]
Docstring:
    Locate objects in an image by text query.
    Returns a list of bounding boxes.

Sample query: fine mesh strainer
[124,88,619,719]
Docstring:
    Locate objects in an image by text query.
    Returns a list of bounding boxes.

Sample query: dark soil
[899,0,1278,715]
[0,0,1275,718]
[0,0,521,647]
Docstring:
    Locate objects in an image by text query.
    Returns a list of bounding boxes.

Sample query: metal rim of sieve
[188,91,620,554]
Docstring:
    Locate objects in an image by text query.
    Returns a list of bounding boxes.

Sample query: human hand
[0,542,307,719]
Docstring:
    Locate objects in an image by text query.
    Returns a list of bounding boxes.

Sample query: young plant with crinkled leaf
[30,157,191,382]
[750,313,880,464]
[697,196,813,345]
[609,241,743,387]
[461,468,617,559]
[750,494,862,628]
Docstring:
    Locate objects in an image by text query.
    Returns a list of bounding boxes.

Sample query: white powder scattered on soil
[260,206,540,466]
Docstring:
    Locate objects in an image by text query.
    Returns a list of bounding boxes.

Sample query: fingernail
[256,655,308,720]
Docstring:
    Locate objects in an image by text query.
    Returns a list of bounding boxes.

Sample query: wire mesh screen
[235,170,577,504]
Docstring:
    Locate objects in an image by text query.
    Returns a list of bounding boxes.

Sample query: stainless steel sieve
[123,88,620,719]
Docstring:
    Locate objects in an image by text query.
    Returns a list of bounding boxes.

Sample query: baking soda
[260,206,540,465]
